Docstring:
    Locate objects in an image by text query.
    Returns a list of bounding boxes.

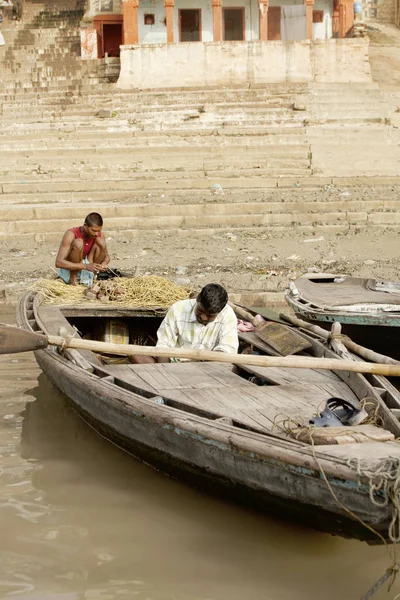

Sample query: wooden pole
[279,313,400,366]
[229,302,261,328]
[45,334,400,376]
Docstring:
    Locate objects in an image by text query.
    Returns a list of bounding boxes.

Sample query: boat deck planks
[103,362,359,433]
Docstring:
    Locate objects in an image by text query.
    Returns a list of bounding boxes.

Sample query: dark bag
[96,268,123,281]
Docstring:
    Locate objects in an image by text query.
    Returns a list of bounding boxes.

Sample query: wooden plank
[198,363,254,387]
[316,442,400,462]
[131,363,184,390]
[100,364,158,395]
[239,331,281,356]
[255,322,312,356]
[240,364,341,385]
[159,362,233,389]
[129,362,254,390]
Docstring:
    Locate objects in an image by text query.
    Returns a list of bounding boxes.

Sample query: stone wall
[362,0,396,21]
[117,38,371,89]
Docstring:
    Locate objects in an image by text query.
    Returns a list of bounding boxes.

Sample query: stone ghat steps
[1,29,80,41]
[0,95,299,110]
[0,127,309,146]
[1,101,388,125]
[0,169,312,188]
[0,145,310,165]
[0,178,398,207]
[0,113,309,129]
[1,194,400,242]
[0,110,386,128]
[0,82,383,103]
[0,84,307,101]
[0,175,318,199]
[1,102,306,116]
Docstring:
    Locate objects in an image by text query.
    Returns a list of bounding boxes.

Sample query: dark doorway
[103,23,122,57]
[223,8,245,41]
[179,9,201,41]
[268,6,281,40]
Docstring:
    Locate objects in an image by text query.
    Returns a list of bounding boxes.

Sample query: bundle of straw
[30,276,191,308]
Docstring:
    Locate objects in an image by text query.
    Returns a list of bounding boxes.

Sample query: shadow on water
[0,362,399,599]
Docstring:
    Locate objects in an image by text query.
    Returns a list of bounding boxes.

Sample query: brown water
[0,317,399,600]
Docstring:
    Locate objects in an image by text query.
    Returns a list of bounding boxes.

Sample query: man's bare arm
[100,240,110,267]
[55,231,102,273]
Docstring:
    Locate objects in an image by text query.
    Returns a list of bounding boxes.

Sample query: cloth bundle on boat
[293,424,395,445]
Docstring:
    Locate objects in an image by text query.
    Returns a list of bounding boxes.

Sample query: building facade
[81,0,354,59]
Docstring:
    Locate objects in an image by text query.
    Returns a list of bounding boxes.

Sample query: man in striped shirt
[129,283,238,364]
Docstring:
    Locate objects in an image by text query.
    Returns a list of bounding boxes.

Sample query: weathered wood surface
[104,362,358,434]
[239,364,341,385]
[37,304,101,369]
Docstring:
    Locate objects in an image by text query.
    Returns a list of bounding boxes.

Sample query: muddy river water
[0,312,399,600]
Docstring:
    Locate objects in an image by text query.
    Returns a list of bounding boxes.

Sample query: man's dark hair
[85,212,103,227]
[198,284,228,314]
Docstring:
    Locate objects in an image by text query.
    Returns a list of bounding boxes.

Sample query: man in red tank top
[55,212,110,285]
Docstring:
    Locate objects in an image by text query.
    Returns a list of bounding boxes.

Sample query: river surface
[0,312,399,600]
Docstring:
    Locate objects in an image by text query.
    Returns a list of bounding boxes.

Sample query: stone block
[368,212,400,224]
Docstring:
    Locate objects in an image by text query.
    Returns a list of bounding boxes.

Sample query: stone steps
[0,128,309,145]
[1,0,399,246]
[1,192,400,242]
[0,178,398,207]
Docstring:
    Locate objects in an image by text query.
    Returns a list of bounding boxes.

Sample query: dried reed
[30,276,191,308]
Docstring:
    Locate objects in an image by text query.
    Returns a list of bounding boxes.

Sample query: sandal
[309,405,344,428]
[309,397,368,428]
[326,397,368,426]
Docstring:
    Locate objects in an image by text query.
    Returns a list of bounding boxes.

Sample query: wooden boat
[15,290,400,544]
[285,273,400,360]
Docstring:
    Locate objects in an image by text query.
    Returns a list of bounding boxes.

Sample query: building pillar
[122,0,139,45]
[258,0,269,40]
[304,0,314,39]
[165,0,174,43]
[338,1,347,37]
[212,0,222,41]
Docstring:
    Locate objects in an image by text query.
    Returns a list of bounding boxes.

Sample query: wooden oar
[3,323,400,377]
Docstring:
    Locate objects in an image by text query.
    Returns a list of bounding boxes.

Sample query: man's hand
[86,263,107,274]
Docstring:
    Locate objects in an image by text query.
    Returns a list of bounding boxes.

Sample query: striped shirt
[156,299,239,354]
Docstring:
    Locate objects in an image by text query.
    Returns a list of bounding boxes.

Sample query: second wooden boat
[285,273,400,360]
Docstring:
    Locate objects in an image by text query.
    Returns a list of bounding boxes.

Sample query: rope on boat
[274,413,400,598]
[348,457,400,544]
[359,565,399,600]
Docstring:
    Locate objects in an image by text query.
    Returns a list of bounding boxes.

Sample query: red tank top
[69,226,102,259]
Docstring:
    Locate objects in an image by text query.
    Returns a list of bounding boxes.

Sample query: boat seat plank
[98,364,159,395]
[159,387,276,432]
[240,364,341,385]
[127,362,254,390]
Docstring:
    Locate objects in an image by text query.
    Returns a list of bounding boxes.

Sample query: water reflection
[0,351,398,599]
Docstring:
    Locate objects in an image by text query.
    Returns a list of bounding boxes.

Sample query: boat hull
[33,345,392,545]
